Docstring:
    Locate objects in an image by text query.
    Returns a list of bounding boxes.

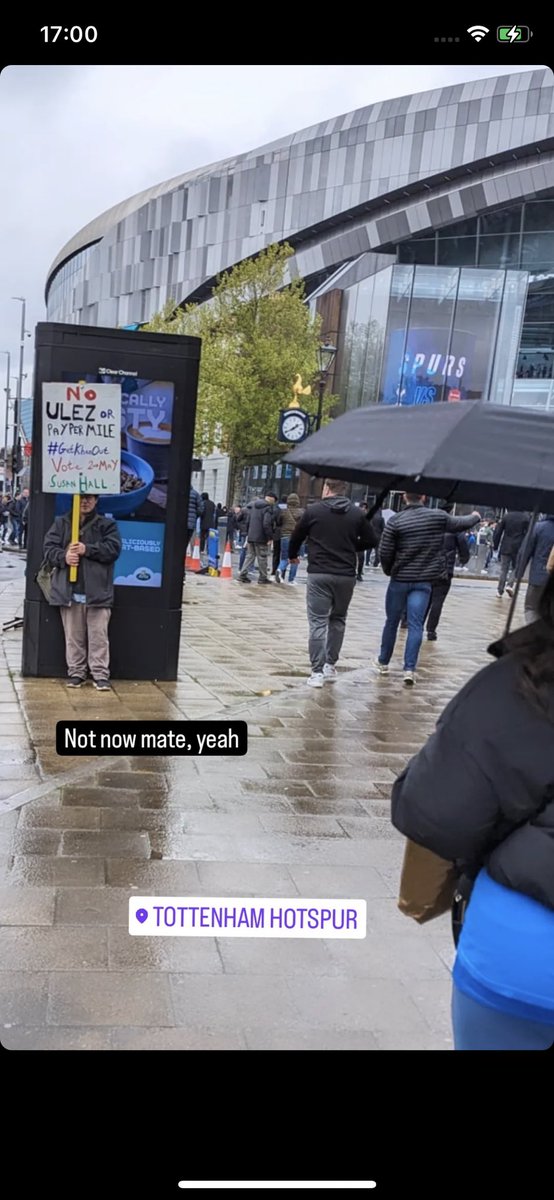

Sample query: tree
[143,244,330,466]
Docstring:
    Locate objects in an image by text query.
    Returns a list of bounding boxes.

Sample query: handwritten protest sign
[42,382,122,494]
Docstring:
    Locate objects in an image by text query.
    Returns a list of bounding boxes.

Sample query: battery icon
[497,25,532,41]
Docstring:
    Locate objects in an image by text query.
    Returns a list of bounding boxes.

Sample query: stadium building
[46,68,554,500]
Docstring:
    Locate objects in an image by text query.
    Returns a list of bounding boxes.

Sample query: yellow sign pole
[69,494,80,583]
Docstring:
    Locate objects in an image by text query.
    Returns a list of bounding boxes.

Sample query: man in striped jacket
[375,494,481,686]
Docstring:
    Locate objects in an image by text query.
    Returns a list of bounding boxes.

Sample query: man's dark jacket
[288,496,376,576]
[43,511,122,607]
[200,497,216,532]
[493,511,529,558]
[245,499,275,543]
[391,620,554,911]
[517,516,554,587]
[444,530,470,576]
[380,504,479,583]
[188,487,204,531]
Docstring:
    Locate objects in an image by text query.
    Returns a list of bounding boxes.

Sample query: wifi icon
[467,25,489,41]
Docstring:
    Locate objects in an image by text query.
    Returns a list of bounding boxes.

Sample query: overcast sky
[0,63,544,437]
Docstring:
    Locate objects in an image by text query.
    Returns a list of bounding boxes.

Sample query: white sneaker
[307,672,324,688]
[374,660,389,675]
[323,664,338,682]
[506,585,515,598]
[481,569,488,575]
[288,579,298,586]
[403,670,415,686]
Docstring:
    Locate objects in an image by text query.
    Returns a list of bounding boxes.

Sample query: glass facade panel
[362,266,392,404]
[478,234,521,269]
[438,237,476,266]
[449,268,504,401]
[398,239,436,264]
[524,201,554,232]
[480,206,521,236]
[378,265,413,404]
[489,271,528,405]
[372,264,523,409]
[521,232,554,266]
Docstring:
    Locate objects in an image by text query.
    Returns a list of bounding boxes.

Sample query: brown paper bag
[398,838,457,924]
[547,545,554,574]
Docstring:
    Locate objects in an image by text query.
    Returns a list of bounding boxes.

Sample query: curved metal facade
[46,69,554,328]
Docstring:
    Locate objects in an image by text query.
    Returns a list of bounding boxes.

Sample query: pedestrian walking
[200,492,216,553]
[8,492,24,547]
[275,493,304,585]
[0,496,9,545]
[478,521,494,574]
[426,503,470,641]
[238,492,277,584]
[375,494,481,685]
[511,513,554,623]
[493,510,529,596]
[368,506,384,568]
[270,494,283,578]
[226,505,243,550]
[287,478,376,687]
[391,570,554,1050]
[20,488,29,550]
[42,494,122,689]
[356,501,370,581]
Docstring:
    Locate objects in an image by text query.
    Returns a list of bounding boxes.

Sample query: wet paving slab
[0,560,525,1048]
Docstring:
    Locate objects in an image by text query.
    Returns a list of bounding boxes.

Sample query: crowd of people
[223,482,554,1050]
[0,488,29,550]
[35,474,554,1052]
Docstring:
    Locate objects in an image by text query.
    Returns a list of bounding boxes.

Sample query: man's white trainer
[307,672,324,688]
[323,664,338,682]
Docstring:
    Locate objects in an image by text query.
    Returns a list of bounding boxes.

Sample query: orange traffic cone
[220,541,233,579]
[190,536,202,572]
[185,535,196,572]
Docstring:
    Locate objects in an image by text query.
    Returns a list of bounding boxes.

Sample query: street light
[1,352,10,491]
[11,297,26,491]
[314,341,337,432]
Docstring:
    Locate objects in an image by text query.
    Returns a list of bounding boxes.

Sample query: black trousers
[272,540,281,575]
[426,578,451,635]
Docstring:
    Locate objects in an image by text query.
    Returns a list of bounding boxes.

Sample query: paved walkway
[0,552,523,1049]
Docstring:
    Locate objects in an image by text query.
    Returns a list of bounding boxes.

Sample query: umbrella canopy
[285,401,554,509]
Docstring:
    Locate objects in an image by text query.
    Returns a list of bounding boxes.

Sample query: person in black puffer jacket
[391,570,554,1050]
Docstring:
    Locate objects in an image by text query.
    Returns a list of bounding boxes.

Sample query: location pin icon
[136,908,148,924]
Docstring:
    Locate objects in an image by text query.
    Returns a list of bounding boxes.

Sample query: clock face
[282,413,307,442]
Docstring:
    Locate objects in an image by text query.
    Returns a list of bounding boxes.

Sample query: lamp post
[1,352,10,490]
[314,341,337,432]
[11,297,26,488]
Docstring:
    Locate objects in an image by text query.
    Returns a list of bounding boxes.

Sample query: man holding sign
[43,494,121,689]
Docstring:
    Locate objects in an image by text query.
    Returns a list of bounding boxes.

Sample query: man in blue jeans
[376,493,481,686]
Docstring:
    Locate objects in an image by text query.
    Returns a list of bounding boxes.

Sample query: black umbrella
[285,400,554,510]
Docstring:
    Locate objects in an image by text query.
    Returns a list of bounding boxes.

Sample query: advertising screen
[380,328,476,406]
[59,371,174,588]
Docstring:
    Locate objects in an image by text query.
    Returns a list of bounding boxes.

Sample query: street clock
[278,408,311,443]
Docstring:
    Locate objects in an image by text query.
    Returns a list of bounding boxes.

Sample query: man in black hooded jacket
[288,478,376,687]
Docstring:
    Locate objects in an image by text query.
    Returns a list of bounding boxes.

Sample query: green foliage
[142,244,331,460]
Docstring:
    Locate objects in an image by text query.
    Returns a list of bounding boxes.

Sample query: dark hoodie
[280,493,304,538]
[288,495,376,576]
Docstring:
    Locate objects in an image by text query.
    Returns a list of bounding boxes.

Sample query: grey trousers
[239,542,269,581]
[306,574,355,673]
[60,604,112,680]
